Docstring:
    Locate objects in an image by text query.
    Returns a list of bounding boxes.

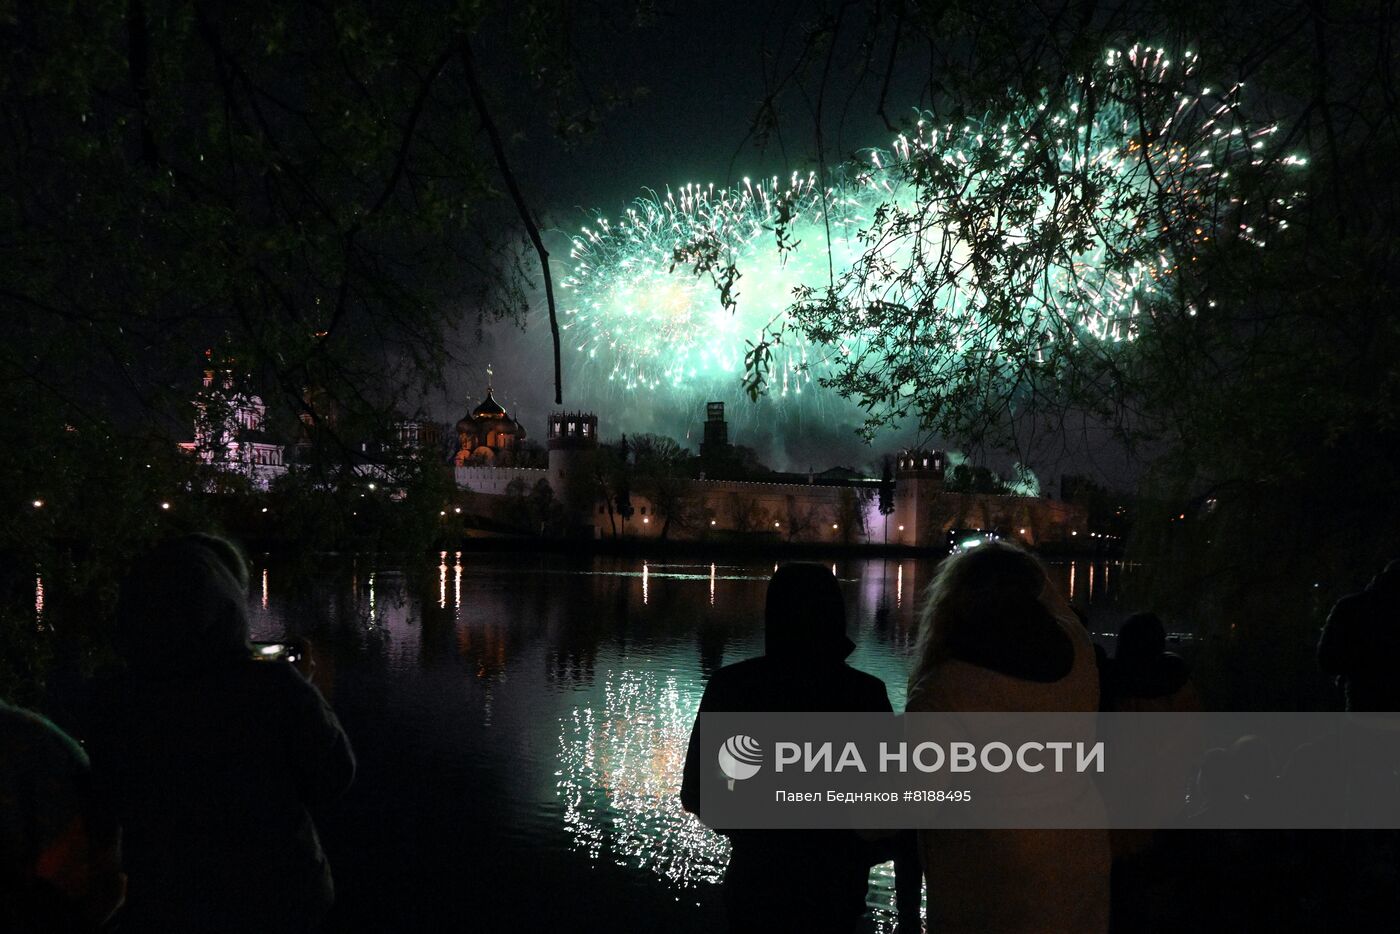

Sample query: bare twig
[459,40,563,405]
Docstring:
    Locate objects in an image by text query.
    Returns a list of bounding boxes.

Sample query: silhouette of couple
[682,544,1111,934]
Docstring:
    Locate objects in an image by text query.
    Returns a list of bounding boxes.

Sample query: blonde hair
[909,540,1053,690]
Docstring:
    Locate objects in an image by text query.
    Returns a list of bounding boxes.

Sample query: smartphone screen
[250,641,303,664]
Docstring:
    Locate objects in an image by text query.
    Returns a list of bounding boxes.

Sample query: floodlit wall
[455,466,550,496]
[454,464,1086,546]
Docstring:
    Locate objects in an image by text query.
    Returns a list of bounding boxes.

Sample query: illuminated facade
[454,387,527,466]
[179,353,286,489]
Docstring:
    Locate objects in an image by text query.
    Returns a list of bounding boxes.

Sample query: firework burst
[562,173,869,396]
[560,44,1302,416]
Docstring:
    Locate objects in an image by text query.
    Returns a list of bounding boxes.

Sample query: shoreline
[237,533,1124,562]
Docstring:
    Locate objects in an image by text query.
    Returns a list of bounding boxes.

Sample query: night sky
[431,2,1133,486]
[439,1,940,476]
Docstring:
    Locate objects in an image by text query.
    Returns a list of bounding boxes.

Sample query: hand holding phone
[250,641,303,665]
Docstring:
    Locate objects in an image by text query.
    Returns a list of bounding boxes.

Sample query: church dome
[454,385,527,466]
[472,389,507,418]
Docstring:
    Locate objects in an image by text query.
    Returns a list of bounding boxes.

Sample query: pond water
[244,552,1130,933]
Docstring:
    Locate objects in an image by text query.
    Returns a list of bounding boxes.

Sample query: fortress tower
[891,448,946,546]
[896,449,946,483]
[547,411,599,501]
[700,401,729,457]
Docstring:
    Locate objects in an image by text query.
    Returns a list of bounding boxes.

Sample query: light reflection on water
[246,553,1127,931]
[556,668,728,888]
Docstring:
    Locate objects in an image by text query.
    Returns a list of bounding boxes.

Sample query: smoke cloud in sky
[437,295,896,473]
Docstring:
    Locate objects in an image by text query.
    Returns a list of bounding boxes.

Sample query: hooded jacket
[679,564,891,933]
[85,538,354,934]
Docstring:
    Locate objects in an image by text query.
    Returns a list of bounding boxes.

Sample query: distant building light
[643,517,650,524]
[261,507,269,514]
[773,521,780,527]
[440,511,446,516]
[710,520,717,526]
[32,499,43,509]
[1019,528,1027,535]
[832,524,839,529]
[368,483,376,491]
[454,507,462,514]
[1071,530,1077,536]
[160,502,170,510]
[898,525,905,531]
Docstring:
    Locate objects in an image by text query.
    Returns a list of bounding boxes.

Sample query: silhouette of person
[681,563,895,934]
[1317,559,1400,711]
[1102,613,1201,926]
[1108,613,1198,714]
[1,702,125,933]
[84,534,354,934]
[905,541,1110,934]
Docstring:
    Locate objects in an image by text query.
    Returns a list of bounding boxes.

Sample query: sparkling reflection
[556,669,729,888]
[453,552,463,612]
